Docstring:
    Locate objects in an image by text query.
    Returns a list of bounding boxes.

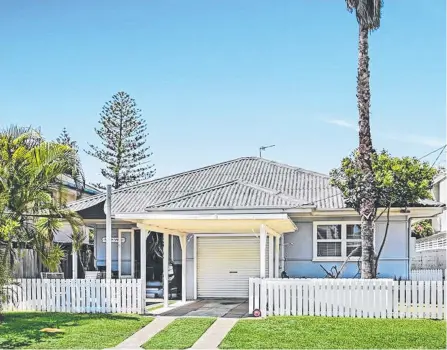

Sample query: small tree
[86,91,156,189]
[56,127,84,200]
[57,128,78,152]
[331,150,437,277]
[411,220,434,239]
[0,126,84,274]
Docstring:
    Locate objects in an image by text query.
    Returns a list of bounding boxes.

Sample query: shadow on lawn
[0,312,141,349]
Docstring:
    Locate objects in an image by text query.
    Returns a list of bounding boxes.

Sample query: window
[313,222,363,260]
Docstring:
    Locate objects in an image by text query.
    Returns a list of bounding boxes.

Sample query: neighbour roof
[67,156,444,215]
[59,174,101,195]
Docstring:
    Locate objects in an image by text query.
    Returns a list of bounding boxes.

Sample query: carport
[112,212,297,312]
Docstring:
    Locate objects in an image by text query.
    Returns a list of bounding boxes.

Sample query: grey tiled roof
[68,157,344,213]
[68,156,444,215]
[148,179,309,210]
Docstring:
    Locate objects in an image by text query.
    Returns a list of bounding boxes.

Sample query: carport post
[180,235,187,303]
[275,236,280,278]
[268,235,274,278]
[260,225,266,278]
[105,185,112,280]
[140,228,147,314]
[163,232,169,307]
[72,250,78,279]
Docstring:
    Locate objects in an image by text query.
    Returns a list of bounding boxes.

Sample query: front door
[118,230,134,278]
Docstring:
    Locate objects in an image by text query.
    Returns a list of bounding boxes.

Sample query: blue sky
[1,1,445,185]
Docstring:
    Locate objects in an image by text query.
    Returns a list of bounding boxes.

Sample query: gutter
[114,212,296,221]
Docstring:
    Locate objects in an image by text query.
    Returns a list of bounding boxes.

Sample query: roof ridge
[147,179,240,209]
[104,157,252,193]
[251,157,330,178]
[68,156,329,210]
[238,180,306,205]
[67,157,254,208]
[148,178,306,210]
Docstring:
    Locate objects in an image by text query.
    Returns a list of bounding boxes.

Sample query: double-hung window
[313,222,362,260]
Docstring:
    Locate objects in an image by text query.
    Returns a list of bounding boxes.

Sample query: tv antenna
[259,144,275,158]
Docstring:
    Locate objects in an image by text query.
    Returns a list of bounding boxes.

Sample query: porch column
[72,250,78,279]
[268,234,274,278]
[275,236,280,278]
[163,232,169,307]
[140,228,147,314]
[105,185,112,279]
[260,225,266,278]
[180,235,187,303]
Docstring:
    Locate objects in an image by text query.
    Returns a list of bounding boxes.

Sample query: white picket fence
[4,279,142,314]
[410,269,444,281]
[249,278,446,319]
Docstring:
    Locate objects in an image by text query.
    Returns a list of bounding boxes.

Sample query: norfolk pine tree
[86,91,155,189]
[57,127,79,152]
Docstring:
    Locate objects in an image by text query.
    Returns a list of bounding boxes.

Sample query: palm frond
[346,0,383,31]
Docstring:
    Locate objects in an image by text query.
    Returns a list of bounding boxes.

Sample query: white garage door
[197,236,268,298]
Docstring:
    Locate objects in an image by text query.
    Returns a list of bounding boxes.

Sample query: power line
[430,145,446,167]
[418,144,447,161]
[290,145,447,210]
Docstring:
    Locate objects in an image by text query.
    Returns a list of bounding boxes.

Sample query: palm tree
[346,0,383,278]
[0,125,84,273]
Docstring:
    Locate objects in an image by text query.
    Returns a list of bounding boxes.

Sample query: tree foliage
[411,219,434,239]
[86,91,155,189]
[331,150,437,277]
[0,125,84,273]
[346,0,383,31]
[331,150,437,211]
[57,127,78,152]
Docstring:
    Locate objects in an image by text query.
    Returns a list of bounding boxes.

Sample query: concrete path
[191,318,237,349]
[115,316,177,349]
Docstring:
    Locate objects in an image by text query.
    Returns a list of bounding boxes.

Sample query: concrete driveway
[158,299,249,318]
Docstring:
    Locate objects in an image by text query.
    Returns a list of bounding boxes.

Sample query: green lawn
[143,317,216,349]
[0,312,152,349]
[219,316,447,349]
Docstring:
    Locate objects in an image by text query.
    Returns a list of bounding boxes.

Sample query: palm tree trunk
[357,24,376,278]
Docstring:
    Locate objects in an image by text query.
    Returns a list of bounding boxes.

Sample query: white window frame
[312,221,363,261]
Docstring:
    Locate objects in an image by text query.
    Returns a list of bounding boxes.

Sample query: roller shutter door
[197,236,268,298]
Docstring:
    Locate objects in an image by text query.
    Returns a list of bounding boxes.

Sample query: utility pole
[259,144,275,158]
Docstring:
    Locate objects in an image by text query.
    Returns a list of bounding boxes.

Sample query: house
[432,171,446,232]
[53,175,100,244]
[12,174,101,279]
[410,171,446,271]
[67,157,444,306]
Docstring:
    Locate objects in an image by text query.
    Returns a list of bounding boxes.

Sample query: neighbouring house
[53,175,100,244]
[432,171,446,232]
[13,176,100,279]
[410,171,447,271]
[411,231,446,270]
[67,157,445,304]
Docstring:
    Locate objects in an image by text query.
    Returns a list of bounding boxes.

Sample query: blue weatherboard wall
[284,218,409,279]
